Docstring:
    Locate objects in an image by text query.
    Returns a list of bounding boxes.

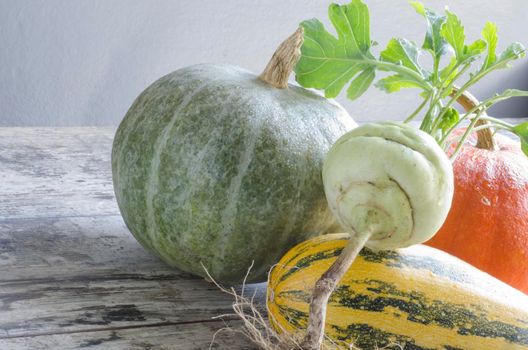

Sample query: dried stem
[259,27,304,89]
[301,231,373,350]
[450,87,495,150]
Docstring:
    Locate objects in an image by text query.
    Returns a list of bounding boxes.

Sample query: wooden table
[0,127,264,349]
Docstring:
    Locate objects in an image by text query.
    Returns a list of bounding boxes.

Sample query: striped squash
[268,233,528,349]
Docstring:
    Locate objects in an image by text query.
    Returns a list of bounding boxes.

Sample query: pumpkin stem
[259,27,304,89]
[301,230,373,350]
[450,87,495,151]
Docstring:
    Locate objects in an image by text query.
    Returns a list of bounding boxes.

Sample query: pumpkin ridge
[145,79,215,259]
[112,74,186,251]
[163,71,272,279]
[214,100,264,271]
[274,99,311,253]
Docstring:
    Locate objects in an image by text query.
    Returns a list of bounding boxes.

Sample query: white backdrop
[1,0,527,126]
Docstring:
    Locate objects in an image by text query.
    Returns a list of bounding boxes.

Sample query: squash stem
[259,28,304,89]
[449,110,485,162]
[451,87,495,151]
[300,230,373,350]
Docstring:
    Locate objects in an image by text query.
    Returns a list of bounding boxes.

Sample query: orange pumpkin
[426,115,528,294]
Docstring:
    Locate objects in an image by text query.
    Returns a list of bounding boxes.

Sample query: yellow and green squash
[268,233,528,349]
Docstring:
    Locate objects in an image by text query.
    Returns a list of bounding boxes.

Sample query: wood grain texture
[0,321,255,350]
[0,127,118,221]
[0,127,265,349]
[1,270,264,338]
[0,215,180,281]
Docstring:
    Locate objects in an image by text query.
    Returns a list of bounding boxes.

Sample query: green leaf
[294,1,375,98]
[440,10,485,66]
[438,107,459,134]
[375,74,424,93]
[347,68,375,100]
[410,1,425,15]
[494,42,526,69]
[380,38,428,76]
[440,10,465,59]
[465,39,486,57]
[328,1,370,52]
[480,40,525,72]
[512,122,528,156]
[412,3,447,59]
[482,22,498,69]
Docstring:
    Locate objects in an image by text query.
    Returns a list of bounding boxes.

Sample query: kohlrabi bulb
[323,121,454,250]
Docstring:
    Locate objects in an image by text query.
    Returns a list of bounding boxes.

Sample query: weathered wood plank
[0,213,266,340]
[0,320,257,349]
[0,274,265,338]
[0,127,118,221]
[0,215,178,281]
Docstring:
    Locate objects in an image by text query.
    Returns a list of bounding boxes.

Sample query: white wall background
[1,0,527,126]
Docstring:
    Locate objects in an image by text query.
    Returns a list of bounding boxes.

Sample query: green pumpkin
[112,61,355,284]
